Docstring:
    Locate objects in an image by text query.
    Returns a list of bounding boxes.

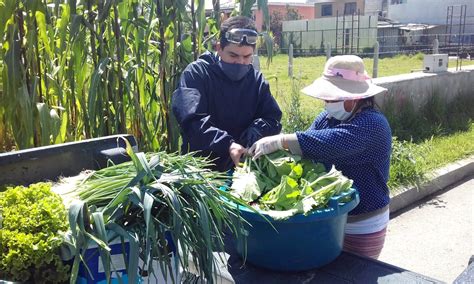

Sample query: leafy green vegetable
[230,158,262,202]
[261,175,300,210]
[230,150,354,220]
[0,182,70,283]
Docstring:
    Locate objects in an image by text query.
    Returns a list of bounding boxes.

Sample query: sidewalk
[378,156,474,283]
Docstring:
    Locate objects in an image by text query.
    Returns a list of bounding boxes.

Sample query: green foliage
[282,79,312,133]
[414,52,425,60]
[285,5,303,21]
[388,137,430,190]
[269,5,301,46]
[381,90,473,190]
[230,150,354,220]
[383,90,474,142]
[269,10,284,45]
[0,182,69,282]
[362,47,374,55]
[421,123,474,172]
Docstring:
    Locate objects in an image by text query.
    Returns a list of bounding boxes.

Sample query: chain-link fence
[278,29,474,58]
[274,13,474,59]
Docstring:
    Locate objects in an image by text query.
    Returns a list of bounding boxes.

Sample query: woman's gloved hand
[248,134,284,160]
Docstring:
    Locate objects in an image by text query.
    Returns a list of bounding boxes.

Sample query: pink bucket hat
[301,55,387,101]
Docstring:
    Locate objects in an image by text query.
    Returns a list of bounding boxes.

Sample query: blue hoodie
[172,51,282,171]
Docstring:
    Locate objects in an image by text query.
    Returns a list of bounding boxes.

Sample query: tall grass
[382,90,474,142]
[0,0,270,153]
[383,90,474,189]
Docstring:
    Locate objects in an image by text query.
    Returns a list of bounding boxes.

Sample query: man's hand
[248,134,284,160]
[229,142,247,167]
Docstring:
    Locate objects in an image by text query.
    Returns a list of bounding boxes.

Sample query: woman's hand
[248,134,284,160]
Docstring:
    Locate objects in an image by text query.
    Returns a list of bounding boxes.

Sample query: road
[378,176,474,283]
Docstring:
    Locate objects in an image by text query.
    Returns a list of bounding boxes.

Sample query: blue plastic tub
[77,240,130,284]
[233,188,360,272]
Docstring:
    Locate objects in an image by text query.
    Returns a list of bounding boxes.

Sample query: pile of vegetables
[230,150,354,220]
[0,183,70,283]
[57,141,248,284]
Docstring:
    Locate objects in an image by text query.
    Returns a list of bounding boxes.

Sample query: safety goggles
[224,28,258,45]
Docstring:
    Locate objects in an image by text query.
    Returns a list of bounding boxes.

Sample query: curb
[389,156,474,214]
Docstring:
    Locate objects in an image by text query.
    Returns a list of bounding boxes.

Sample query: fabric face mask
[218,60,251,81]
[325,101,353,121]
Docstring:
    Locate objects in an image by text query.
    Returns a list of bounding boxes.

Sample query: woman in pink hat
[249,55,392,259]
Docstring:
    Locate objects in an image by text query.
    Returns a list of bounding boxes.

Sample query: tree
[286,6,302,21]
[270,11,284,45]
[269,5,302,47]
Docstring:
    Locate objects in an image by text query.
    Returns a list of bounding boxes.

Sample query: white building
[387,0,473,25]
[387,0,474,49]
[364,0,388,16]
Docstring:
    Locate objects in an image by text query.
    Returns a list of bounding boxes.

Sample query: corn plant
[0,0,271,152]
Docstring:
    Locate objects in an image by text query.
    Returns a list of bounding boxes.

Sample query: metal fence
[274,11,474,59]
[277,29,474,58]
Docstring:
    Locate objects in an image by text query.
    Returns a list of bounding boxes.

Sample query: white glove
[248,134,284,160]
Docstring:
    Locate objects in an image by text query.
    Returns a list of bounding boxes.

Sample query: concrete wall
[373,66,474,110]
[281,15,378,52]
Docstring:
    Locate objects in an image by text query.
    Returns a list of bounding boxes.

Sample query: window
[344,2,357,15]
[321,4,333,17]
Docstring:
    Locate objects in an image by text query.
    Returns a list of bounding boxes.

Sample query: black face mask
[218,60,252,81]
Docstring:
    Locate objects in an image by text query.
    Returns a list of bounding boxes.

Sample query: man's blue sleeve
[238,74,282,147]
[172,69,233,158]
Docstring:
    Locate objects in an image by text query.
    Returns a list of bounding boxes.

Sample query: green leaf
[88,57,111,135]
[0,0,17,41]
[55,111,68,144]
[91,212,112,283]
[35,11,53,57]
[261,175,299,210]
[36,103,52,145]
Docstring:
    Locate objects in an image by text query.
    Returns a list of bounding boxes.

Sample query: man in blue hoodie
[172,16,282,171]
